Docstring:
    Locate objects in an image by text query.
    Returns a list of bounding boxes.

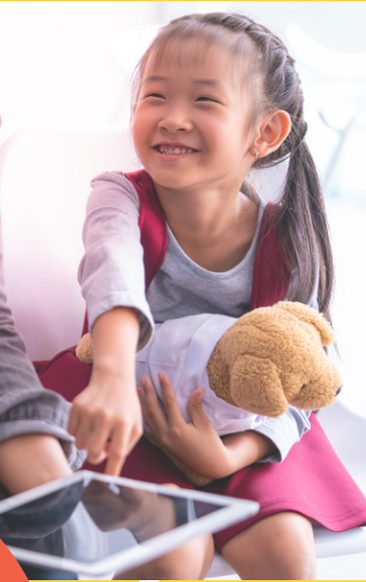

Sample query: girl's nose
[158,108,193,133]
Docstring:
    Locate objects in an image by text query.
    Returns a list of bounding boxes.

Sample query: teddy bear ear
[275,301,335,346]
[75,333,93,364]
[230,355,288,418]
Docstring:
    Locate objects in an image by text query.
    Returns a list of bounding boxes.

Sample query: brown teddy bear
[76,302,342,486]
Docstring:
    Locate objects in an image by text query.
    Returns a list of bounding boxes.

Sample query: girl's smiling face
[132,40,257,194]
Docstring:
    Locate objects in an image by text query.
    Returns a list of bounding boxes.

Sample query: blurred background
[0,2,366,415]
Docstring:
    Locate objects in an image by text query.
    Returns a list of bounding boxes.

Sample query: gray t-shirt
[147,212,263,323]
[78,171,316,462]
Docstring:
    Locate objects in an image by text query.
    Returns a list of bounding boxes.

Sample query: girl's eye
[196,96,217,103]
[146,93,165,99]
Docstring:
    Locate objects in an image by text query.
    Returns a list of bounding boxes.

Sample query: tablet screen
[0,477,221,563]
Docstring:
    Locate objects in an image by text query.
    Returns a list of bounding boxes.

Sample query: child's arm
[0,434,72,495]
[68,306,143,477]
[138,373,276,480]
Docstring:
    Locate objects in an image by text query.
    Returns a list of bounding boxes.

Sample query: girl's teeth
[159,145,193,154]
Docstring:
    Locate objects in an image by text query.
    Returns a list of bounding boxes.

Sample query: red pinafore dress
[38,169,366,552]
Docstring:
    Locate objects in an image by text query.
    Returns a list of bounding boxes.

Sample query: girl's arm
[79,173,155,353]
[139,373,275,480]
[68,306,142,477]
[74,174,158,476]
[220,431,276,474]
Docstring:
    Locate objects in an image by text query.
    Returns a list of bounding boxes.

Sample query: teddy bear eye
[300,384,306,391]
[335,385,343,396]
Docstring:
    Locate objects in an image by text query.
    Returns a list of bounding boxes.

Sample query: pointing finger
[104,424,126,476]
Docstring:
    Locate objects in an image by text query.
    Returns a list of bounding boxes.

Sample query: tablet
[0,471,259,579]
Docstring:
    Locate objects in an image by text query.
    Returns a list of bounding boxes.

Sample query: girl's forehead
[149,36,219,69]
[142,36,253,85]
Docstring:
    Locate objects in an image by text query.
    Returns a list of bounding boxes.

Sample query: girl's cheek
[132,115,147,144]
[133,108,154,135]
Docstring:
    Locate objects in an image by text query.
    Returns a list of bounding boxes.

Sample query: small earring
[254,151,259,161]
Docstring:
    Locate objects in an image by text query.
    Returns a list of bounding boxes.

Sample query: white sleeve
[77,172,155,350]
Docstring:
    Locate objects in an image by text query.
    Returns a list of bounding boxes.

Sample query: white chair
[0,126,365,580]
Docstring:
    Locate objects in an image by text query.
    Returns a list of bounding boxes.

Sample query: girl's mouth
[154,144,198,156]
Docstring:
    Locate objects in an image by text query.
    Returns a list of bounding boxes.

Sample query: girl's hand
[68,370,143,477]
[68,306,142,477]
[138,373,276,480]
[138,373,235,480]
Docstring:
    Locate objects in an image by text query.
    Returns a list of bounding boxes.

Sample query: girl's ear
[252,110,291,159]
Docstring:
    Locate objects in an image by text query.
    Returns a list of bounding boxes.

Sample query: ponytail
[278,140,334,321]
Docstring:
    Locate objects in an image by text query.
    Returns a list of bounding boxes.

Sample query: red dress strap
[124,169,168,289]
[250,202,291,310]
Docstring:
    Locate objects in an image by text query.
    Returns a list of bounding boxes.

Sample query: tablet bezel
[0,470,259,578]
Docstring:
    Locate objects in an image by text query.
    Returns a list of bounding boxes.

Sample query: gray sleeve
[77,172,155,350]
[0,241,84,470]
[254,407,312,463]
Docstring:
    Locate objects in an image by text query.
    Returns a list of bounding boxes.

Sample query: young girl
[66,12,366,580]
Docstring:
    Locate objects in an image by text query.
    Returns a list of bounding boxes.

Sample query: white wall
[0,1,158,141]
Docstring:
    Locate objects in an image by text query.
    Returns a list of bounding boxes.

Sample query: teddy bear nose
[335,385,343,397]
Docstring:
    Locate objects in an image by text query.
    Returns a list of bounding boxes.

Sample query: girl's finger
[105,423,127,476]
[137,388,153,431]
[140,376,169,436]
[158,372,184,426]
[88,448,108,466]
[67,403,80,437]
[71,409,95,451]
[86,419,112,464]
[137,383,155,430]
[136,386,146,408]
[187,388,211,429]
